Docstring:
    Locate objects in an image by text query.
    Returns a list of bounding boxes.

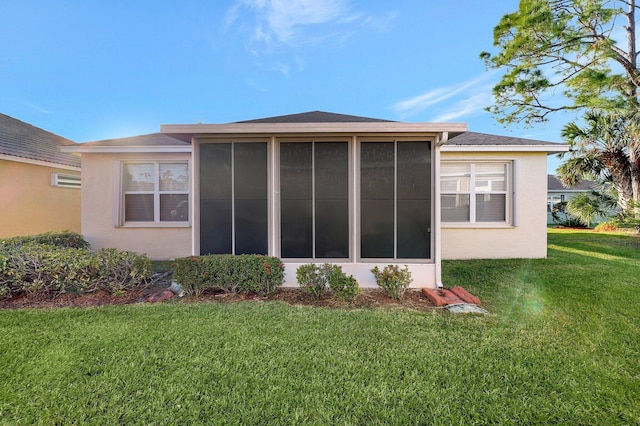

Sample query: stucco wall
[0,159,81,238]
[440,151,548,259]
[81,153,191,259]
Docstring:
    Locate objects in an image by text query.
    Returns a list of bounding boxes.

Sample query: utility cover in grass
[445,303,489,314]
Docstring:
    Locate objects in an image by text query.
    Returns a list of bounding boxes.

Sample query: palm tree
[558,112,635,217]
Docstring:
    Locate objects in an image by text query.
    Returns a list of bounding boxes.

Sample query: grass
[1,229,639,424]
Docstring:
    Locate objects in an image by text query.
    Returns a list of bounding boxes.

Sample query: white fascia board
[441,144,570,153]
[60,146,192,154]
[0,153,81,171]
[161,122,468,135]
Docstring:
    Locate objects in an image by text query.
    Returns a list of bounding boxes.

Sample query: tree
[482,0,640,214]
[559,111,634,212]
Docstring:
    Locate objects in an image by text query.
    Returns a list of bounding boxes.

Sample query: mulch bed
[0,282,440,312]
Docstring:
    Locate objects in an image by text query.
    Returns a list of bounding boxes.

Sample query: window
[360,141,431,259]
[280,141,349,259]
[199,142,268,255]
[441,162,510,224]
[51,172,81,188]
[123,162,189,223]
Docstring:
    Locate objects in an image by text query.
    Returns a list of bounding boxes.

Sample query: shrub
[371,265,412,300]
[593,222,619,233]
[172,254,284,296]
[296,263,360,302]
[296,263,328,300]
[327,266,361,302]
[0,231,90,250]
[0,243,151,299]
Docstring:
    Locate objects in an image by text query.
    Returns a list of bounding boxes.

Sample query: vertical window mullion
[469,163,476,224]
[154,162,160,223]
[393,141,398,259]
[311,141,316,259]
[231,143,236,255]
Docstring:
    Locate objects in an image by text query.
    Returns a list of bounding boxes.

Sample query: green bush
[327,266,361,302]
[172,254,284,296]
[296,263,360,302]
[0,243,152,299]
[0,231,90,250]
[371,265,412,300]
[296,263,328,300]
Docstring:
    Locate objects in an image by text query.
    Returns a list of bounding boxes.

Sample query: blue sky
[1,0,570,172]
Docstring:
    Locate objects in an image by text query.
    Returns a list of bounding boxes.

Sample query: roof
[548,175,597,191]
[235,110,394,123]
[63,112,570,154]
[447,131,562,147]
[80,133,190,147]
[161,110,466,140]
[0,113,80,168]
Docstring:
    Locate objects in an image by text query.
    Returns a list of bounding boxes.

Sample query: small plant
[371,265,412,300]
[593,222,619,233]
[327,266,361,302]
[296,263,328,300]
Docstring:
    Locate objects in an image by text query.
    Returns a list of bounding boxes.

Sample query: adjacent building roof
[0,113,80,168]
[447,131,561,147]
[79,133,190,147]
[444,131,568,153]
[548,175,597,191]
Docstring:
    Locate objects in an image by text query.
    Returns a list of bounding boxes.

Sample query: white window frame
[441,161,513,227]
[119,160,191,227]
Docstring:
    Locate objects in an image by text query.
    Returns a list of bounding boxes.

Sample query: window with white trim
[123,161,189,223]
[441,162,510,224]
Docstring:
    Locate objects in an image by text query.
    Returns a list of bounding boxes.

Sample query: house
[547,174,598,224]
[61,111,568,288]
[0,113,81,238]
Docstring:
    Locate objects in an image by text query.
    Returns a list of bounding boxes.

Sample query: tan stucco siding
[440,152,548,259]
[81,153,191,259]
[0,159,81,238]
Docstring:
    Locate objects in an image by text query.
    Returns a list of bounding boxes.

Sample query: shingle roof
[0,113,80,168]
[80,133,190,147]
[548,175,597,191]
[447,131,562,147]
[235,110,394,124]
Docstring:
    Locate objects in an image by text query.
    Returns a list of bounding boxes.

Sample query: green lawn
[1,229,639,424]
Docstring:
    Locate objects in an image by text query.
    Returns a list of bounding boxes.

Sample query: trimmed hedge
[0,231,90,250]
[172,254,285,296]
[0,243,152,299]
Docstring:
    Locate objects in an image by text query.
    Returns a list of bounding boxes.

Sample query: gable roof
[0,113,80,168]
[235,110,394,124]
[548,175,597,191]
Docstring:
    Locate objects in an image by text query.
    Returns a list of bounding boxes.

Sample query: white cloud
[393,72,496,118]
[431,92,494,122]
[24,102,50,114]
[226,0,392,48]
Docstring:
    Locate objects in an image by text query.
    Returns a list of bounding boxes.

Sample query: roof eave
[60,146,193,154]
[160,122,468,135]
[0,153,81,171]
[441,144,570,153]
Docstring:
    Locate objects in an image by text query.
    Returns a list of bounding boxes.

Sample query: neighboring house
[61,111,568,288]
[0,113,81,238]
[547,175,598,224]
